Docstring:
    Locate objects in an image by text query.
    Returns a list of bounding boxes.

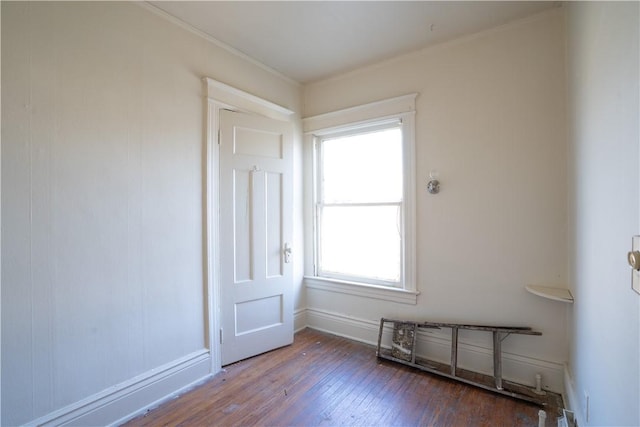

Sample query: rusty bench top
[381,318,542,335]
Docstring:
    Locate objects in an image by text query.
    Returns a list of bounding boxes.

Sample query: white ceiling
[149,1,558,84]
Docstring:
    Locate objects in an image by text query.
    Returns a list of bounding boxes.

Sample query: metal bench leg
[493,331,503,390]
[376,318,385,357]
[410,323,418,364]
[451,327,459,376]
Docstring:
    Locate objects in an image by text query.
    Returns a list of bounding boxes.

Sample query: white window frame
[314,120,404,287]
[303,94,419,304]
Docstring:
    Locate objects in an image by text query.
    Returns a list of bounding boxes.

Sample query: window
[315,122,403,286]
[304,94,417,298]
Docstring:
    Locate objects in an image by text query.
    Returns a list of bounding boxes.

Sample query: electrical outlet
[583,390,590,423]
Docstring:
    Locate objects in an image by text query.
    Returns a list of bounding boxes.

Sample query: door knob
[284,243,292,264]
[628,250,640,270]
[630,236,640,294]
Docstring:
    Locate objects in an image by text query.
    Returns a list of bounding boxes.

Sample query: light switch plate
[632,236,640,294]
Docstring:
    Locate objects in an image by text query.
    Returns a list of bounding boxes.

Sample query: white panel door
[219,109,294,365]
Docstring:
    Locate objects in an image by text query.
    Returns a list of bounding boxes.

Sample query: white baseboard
[25,309,563,426]
[294,307,307,333]
[563,365,584,427]
[305,307,566,393]
[27,350,214,427]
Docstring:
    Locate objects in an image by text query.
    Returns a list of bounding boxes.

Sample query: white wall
[5,2,637,425]
[1,2,302,425]
[303,8,569,391]
[565,2,639,426]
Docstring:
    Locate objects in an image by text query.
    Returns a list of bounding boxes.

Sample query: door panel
[234,127,284,159]
[235,295,283,335]
[266,172,284,278]
[219,109,293,366]
[233,169,253,283]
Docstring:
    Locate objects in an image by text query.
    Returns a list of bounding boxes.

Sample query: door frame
[203,77,294,374]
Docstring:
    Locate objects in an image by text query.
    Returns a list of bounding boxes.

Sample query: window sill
[304,276,419,305]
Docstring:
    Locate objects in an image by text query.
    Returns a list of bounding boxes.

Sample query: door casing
[204,77,295,374]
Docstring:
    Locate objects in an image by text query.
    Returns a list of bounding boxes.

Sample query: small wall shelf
[525,285,574,303]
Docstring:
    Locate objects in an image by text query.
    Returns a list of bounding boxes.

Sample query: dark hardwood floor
[124,329,562,427]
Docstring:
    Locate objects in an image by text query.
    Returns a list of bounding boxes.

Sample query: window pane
[319,205,401,283]
[322,127,402,204]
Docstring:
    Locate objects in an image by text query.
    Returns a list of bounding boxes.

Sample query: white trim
[294,308,307,333]
[205,97,222,374]
[204,78,294,121]
[305,308,565,393]
[306,308,381,344]
[26,351,212,427]
[304,95,418,294]
[311,118,402,138]
[303,93,417,133]
[401,111,417,293]
[563,364,585,427]
[305,276,419,305]
[138,2,300,87]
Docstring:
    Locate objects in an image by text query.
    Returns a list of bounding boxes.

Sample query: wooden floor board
[123,328,562,427]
